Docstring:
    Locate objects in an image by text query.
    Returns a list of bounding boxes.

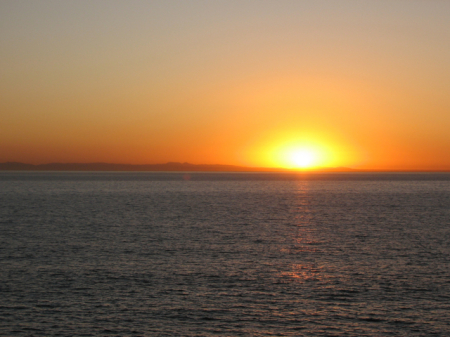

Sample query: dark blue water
[1,172,449,336]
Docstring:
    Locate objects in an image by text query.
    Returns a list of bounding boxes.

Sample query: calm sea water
[1,172,449,336]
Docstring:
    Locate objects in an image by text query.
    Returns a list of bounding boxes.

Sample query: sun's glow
[275,145,325,169]
[289,149,316,168]
[255,136,337,169]
[240,128,357,170]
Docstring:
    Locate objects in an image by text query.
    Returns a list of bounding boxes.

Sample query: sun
[247,131,343,170]
[266,142,329,169]
[290,149,316,168]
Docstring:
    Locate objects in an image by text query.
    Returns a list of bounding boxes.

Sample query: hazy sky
[1,0,450,169]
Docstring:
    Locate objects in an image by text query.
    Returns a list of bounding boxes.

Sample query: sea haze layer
[1,172,449,336]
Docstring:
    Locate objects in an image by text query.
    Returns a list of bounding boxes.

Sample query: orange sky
[1,1,450,170]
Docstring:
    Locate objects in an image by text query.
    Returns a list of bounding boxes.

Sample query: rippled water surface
[1,172,450,336]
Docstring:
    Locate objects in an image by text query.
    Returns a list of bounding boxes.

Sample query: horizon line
[1,161,450,173]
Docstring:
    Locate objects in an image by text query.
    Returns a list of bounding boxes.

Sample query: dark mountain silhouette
[0,161,356,172]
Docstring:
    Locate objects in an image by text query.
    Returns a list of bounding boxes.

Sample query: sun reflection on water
[279,264,322,283]
[276,181,324,283]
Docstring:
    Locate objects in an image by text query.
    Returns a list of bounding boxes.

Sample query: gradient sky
[1,0,450,170]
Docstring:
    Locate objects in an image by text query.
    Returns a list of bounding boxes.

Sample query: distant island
[0,162,355,172]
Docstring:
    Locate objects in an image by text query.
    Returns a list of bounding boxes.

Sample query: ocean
[1,172,449,336]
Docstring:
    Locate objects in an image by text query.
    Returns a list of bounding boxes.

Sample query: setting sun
[246,130,345,170]
[277,145,326,169]
[289,149,316,168]
[263,140,333,170]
